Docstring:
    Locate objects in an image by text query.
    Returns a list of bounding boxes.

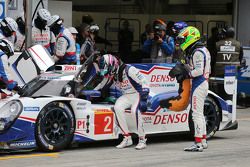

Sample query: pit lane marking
[0,153,59,160]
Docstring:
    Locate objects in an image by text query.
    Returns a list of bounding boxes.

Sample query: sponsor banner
[224,66,237,95]
[24,107,40,112]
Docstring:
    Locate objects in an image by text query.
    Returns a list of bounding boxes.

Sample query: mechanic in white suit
[47,15,76,65]
[97,54,149,150]
[176,26,211,152]
[32,9,55,55]
[0,17,19,98]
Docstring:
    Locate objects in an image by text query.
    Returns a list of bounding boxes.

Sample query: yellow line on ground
[0,153,59,160]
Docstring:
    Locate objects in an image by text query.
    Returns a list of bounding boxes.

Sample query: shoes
[116,136,133,149]
[135,138,147,150]
[184,143,203,152]
[202,139,208,149]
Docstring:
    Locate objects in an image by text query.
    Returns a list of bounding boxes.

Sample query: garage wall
[238,0,250,46]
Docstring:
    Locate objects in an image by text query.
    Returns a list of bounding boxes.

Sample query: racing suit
[188,46,211,143]
[54,27,76,64]
[113,65,148,137]
[32,26,55,55]
[95,64,149,138]
[143,35,175,63]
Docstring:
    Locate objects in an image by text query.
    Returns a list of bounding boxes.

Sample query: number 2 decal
[94,111,114,135]
[104,116,112,132]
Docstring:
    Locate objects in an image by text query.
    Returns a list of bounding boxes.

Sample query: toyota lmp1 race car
[0,45,238,152]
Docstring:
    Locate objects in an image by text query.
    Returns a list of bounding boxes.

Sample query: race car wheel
[204,96,220,138]
[188,96,220,139]
[35,102,75,151]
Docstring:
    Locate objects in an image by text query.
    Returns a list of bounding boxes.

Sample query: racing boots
[202,139,208,149]
[184,142,203,152]
[135,138,147,150]
[116,136,133,149]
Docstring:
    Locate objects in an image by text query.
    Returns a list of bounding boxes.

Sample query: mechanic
[97,54,149,150]
[215,26,243,77]
[32,8,55,55]
[0,17,19,98]
[80,24,99,63]
[142,19,175,63]
[15,13,25,51]
[47,15,76,65]
[176,26,211,152]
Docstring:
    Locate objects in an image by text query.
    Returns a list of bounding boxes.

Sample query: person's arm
[54,36,68,60]
[189,51,205,78]
[160,37,175,55]
[127,66,149,89]
[142,39,153,54]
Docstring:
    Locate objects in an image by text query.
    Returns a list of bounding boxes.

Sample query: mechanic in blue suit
[97,54,149,150]
[143,19,175,63]
[176,26,211,152]
[0,17,19,94]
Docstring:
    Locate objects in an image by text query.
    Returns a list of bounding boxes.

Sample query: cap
[68,27,78,34]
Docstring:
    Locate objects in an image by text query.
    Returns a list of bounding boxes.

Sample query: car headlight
[0,100,23,132]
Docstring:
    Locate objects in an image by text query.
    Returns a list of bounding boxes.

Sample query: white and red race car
[0,45,237,151]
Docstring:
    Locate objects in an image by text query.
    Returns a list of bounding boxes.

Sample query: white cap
[68,27,78,34]
[37,9,51,21]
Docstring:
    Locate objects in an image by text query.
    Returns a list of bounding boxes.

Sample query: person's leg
[129,93,146,150]
[114,95,133,148]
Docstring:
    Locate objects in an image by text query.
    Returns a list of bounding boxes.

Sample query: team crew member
[98,54,149,150]
[215,26,243,77]
[0,17,19,98]
[32,9,55,54]
[80,24,99,63]
[176,26,211,152]
[47,15,76,64]
[15,14,25,51]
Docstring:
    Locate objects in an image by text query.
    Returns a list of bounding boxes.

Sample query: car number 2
[94,112,114,135]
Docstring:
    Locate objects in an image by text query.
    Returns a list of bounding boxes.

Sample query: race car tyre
[189,96,220,139]
[35,102,75,151]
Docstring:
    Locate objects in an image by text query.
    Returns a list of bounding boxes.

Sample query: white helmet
[37,8,51,21]
[0,17,18,32]
[47,15,62,27]
[89,24,99,33]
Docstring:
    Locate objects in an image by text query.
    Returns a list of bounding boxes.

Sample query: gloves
[169,63,190,83]
[140,88,150,112]
[7,80,18,91]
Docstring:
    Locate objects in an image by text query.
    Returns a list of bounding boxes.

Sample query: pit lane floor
[1,108,250,167]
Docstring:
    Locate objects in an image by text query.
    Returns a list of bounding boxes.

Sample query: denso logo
[150,75,175,82]
[64,65,77,71]
[153,113,188,124]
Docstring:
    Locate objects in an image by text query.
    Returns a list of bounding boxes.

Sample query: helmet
[47,15,62,27]
[173,21,188,32]
[99,54,119,76]
[47,15,63,36]
[222,25,235,38]
[0,39,14,57]
[37,9,51,21]
[89,24,99,33]
[176,26,200,51]
[0,17,18,37]
[153,19,166,31]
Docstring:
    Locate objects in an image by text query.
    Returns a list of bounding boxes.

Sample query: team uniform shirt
[80,37,96,61]
[32,26,55,54]
[54,27,76,64]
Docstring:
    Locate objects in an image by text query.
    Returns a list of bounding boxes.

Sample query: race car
[0,45,238,152]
